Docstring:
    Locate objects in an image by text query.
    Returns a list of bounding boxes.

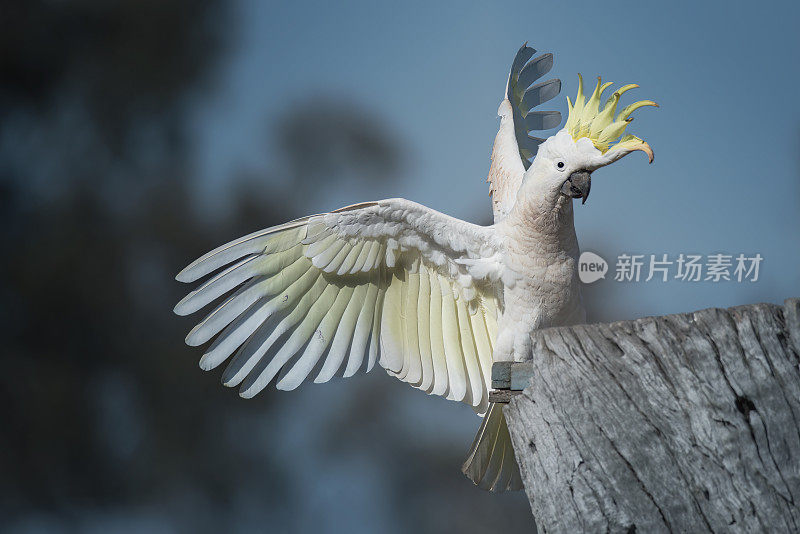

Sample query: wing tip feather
[198,352,223,371]
[173,294,196,316]
[238,381,262,398]
[185,328,207,347]
[175,267,196,283]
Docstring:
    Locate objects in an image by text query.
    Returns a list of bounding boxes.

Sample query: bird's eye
[556,161,565,170]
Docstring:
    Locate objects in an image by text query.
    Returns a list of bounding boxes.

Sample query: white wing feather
[175,198,502,412]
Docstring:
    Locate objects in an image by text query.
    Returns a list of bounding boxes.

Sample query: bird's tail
[462,402,523,491]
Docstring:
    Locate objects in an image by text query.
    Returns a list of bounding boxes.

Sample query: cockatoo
[174,43,656,492]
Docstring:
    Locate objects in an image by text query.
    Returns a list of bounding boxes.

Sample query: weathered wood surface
[488,389,522,403]
[503,298,800,534]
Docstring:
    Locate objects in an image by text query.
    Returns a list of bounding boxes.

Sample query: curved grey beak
[560,171,592,204]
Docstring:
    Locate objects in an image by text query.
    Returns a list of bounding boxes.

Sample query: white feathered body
[175,42,653,492]
[493,181,585,362]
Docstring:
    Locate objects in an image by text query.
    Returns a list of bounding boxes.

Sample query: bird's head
[524,75,657,207]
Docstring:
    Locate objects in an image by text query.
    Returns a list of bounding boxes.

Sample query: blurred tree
[0,2,534,531]
[278,99,403,199]
[0,0,256,522]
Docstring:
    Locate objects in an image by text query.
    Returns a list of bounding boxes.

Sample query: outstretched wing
[488,43,562,222]
[174,199,503,413]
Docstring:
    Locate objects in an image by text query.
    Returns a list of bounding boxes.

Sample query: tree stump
[500,298,800,533]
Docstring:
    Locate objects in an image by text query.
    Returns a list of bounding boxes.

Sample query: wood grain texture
[503,298,800,533]
[488,389,522,403]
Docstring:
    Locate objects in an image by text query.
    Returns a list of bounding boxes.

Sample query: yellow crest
[565,75,658,154]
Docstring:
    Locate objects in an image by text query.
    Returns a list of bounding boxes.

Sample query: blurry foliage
[0,2,534,532]
[279,100,403,195]
[0,0,261,518]
[1,0,224,150]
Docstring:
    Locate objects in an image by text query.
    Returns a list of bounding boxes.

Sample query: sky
[124,3,800,529]
[190,0,800,323]
[9,2,798,531]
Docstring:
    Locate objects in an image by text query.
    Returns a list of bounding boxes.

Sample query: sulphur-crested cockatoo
[174,43,656,492]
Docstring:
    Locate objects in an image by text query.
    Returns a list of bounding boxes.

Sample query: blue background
[3,1,798,532]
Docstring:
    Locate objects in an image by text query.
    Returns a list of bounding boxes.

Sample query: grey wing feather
[515,53,554,91]
[506,45,562,169]
[520,79,561,112]
[509,43,535,80]
[487,43,564,222]
[523,111,562,131]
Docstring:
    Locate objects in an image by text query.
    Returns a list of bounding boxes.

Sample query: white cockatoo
[174,43,656,492]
